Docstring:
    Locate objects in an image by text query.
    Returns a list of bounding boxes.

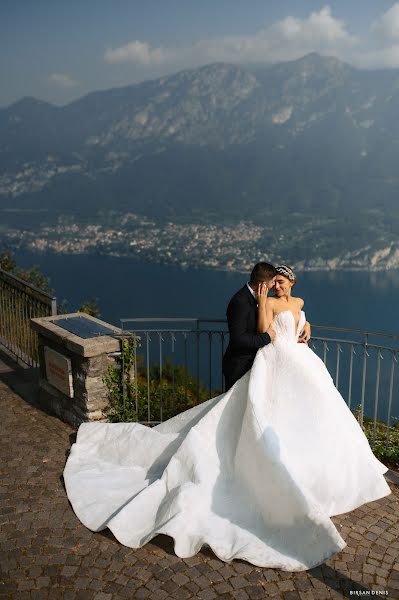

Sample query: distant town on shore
[3,210,399,272]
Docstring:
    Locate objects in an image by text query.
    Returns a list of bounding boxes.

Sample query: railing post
[386,351,397,448]
[134,333,138,418]
[146,333,151,423]
[372,350,382,447]
[196,320,200,404]
[360,333,369,428]
[183,332,188,404]
[159,331,163,423]
[121,322,126,408]
[348,344,355,410]
[335,343,341,388]
[221,331,225,392]
[208,331,212,397]
[323,341,329,365]
[170,333,175,414]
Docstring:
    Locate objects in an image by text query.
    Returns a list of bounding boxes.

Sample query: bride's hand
[298,321,311,343]
[257,282,269,305]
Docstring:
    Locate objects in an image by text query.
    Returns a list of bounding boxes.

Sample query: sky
[2,0,399,108]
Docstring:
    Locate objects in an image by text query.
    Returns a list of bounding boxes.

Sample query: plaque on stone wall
[44,346,74,398]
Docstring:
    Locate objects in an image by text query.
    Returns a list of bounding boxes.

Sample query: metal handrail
[0,269,57,366]
[312,324,399,341]
[118,317,398,453]
[121,317,399,340]
[119,330,399,352]
[0,268,57,308]
[311,336,398,352]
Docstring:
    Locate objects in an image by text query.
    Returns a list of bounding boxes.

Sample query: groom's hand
[298,321,311,343]
[266,324,276,341]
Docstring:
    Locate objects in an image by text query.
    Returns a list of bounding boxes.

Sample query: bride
[63,265,392,571]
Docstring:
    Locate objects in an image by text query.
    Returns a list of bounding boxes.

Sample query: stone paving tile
[1,375,399,600]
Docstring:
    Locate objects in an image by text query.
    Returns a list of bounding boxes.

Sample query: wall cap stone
[31,312,121,357]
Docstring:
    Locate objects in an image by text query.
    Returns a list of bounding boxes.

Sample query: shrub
[352,404,399,471]
[102,336,215,423]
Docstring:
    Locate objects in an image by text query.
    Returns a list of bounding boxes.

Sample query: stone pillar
[31,312,121,428]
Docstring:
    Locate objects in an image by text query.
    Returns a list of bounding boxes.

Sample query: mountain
[1,53,399,223]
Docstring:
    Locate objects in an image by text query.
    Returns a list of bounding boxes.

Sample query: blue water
[14,251,399,421]
[13,251,399,332]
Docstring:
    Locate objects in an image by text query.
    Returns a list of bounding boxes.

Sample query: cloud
[350,3,399,69]
[103,4,399,74]
[104,6,357,69]
[104,40,170,65]
[267,5,355,48]
[48,73,79,88]
[371,2,399,41]
[352,44,399,69]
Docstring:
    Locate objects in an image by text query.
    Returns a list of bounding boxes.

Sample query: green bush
[102,337,215,423]
[352,404,399,471]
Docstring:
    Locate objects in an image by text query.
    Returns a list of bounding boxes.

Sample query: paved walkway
[1,355,399,600]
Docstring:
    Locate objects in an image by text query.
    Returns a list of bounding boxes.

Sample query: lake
[13,250,399,332]
[13,251,399,422]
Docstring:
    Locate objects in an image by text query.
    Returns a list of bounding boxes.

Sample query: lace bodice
[273,309,306,343]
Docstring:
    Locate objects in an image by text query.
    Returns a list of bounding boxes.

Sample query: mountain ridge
[1,53,399,271]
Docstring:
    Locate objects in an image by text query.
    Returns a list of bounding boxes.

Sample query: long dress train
[63,310,391,571]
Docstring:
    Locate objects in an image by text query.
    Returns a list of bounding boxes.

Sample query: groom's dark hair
[249,262,277,284]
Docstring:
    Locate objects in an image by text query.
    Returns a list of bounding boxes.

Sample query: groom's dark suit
[222,285,271,391]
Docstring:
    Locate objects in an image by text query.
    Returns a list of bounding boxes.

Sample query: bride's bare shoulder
[293,296,305,309]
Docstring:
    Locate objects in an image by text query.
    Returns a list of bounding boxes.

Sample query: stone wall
[31,313,121,428]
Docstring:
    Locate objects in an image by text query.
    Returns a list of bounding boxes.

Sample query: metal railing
[0,268,57,366]
[120,318,228,415]
[117,318,399,449]
[311,324,399,422]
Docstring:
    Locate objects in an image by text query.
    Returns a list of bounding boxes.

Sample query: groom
[222,262,310,391]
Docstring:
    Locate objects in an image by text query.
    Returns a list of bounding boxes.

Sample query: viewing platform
[1,267,399,598]
[1,343,399,599]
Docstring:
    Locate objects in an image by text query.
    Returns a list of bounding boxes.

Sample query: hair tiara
[276,264,296,281]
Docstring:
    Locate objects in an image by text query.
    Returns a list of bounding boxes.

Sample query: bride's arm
[257,286,274,333]
[297,298,311,343]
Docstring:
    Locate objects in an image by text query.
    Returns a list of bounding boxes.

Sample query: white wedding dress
[63,310,391,571]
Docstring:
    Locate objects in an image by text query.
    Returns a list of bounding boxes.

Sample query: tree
[0,248,101,316]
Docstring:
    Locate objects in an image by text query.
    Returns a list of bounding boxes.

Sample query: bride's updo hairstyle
[276,264,297,287]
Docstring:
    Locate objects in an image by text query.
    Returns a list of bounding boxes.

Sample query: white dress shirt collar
[246,282,257,302]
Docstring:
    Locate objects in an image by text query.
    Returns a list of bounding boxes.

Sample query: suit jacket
[222,285,271,390]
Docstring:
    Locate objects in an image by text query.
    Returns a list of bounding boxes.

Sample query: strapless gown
[63,310,391,571]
